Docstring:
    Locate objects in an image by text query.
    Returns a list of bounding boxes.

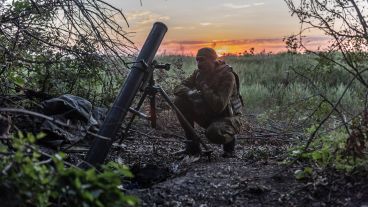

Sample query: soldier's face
[196,56,216,72]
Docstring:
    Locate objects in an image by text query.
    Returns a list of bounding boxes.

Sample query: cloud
[173,26,184,30]
[126,10,170,26]
[164,38,282,46]
[164,40,209,45]
[126,11,151,20]
[169,37,329,45]
[200,22,212,26]
[222,2,264,10]
[223,3,251,9]
[253,2,265,6]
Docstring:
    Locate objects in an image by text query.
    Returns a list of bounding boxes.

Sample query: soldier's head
[196,47,217,72]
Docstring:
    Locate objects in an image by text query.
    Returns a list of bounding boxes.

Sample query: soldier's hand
[187,89,201,99]
[187,90,204,107]
[174,86,191,97]
[187,90,206,114]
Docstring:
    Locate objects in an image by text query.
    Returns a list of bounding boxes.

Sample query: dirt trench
[114,116,368,207]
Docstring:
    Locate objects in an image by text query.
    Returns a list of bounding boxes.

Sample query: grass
[6,51,364,121]
[157,53,366,117]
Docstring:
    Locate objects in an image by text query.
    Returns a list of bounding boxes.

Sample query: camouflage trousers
[174,95,241,145]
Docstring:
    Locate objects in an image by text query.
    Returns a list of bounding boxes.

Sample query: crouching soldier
[174,47,243,158]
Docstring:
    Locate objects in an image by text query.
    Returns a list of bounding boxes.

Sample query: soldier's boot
[173,139,201,158]
[185,141,201,156]
[222,138,235,158]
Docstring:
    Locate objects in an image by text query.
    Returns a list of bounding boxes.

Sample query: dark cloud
[163,36,329,46]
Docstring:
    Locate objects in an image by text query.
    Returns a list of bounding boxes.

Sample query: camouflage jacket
[174,61,243,116]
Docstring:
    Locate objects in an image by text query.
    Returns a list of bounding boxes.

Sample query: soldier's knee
[205,124,234,144]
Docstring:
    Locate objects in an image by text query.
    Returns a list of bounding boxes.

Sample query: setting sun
[106,0,328,54]
[214,46,230,56]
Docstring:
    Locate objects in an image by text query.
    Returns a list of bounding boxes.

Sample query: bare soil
[110,112,368,207]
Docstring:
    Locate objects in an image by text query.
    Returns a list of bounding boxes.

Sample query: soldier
[174,47,243,158]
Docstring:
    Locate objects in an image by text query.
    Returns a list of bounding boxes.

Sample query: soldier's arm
[173,70,198,96]
[201,71,235,113]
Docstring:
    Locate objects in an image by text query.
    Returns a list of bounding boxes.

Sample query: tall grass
[157,53,365,117]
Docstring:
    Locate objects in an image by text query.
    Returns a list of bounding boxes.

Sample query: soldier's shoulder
[217,67,234,80]
[216,60,233,72]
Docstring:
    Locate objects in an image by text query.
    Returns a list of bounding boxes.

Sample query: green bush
[0,132,138,207]
[290,127,368,173]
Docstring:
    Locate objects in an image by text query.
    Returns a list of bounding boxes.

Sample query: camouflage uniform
[174,60,243,149]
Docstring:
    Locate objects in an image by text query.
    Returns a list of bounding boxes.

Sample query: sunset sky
[108,0,326,55]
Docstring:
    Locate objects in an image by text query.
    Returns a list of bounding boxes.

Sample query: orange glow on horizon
[157,37,329,56]
[214,46,232,56]
[159,41,288,56]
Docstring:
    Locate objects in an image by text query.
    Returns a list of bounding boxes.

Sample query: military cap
[196,47,218,60]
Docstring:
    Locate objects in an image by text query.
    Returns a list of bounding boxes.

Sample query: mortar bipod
[118,61,212,160]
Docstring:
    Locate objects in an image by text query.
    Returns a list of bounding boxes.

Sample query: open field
[157,53,366,117]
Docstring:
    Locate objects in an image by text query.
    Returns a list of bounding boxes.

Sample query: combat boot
[173,141,201,158]
[185,141,201,156]
[222,138,235,158]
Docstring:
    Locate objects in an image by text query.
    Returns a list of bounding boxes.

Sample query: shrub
[0,132,138,207]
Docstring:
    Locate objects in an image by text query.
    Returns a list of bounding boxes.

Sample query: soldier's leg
[173,96,195,135]
[205,116,241,157]
[222,139,235,158]
[173,96,201,155]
